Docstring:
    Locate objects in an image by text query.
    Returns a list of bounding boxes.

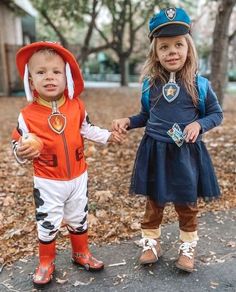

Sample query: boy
[12,41,123,288]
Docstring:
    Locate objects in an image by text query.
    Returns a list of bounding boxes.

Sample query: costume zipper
[62,132,71,178]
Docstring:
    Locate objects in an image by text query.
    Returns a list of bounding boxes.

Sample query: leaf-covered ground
[0,88,235,265]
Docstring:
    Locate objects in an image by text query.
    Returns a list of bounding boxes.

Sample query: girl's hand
[112,118,130,134]
[183,122,201,143]
[108,130,126,144]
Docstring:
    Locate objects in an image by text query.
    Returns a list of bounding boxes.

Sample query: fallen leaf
[226,241,236,248]
[73,278,94,286]
[56,277,68,284]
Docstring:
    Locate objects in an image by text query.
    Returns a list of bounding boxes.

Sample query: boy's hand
[108,130,126,144]
[16,133,43,160]
[112,118,130,134]
[16,143,41,160]
[183,122,201,143]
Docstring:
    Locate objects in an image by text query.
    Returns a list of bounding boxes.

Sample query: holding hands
[108,117,130,144]
[112,118,130,134]
[108,130,126,144]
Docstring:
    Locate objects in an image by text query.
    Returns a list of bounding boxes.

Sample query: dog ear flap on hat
[149,7,191,40]
[23,64,33,102]
[65,63,74,100]
[16,41,84,101]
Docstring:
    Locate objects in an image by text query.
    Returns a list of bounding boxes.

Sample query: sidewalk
[0,208,236,292]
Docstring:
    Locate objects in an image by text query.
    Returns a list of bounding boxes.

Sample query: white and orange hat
[16,41,84,101]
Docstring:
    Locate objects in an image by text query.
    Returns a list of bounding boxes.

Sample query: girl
[12,42,124,288]
[112,8,223,272]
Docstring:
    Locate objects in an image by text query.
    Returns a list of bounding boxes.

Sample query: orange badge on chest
[48,113,66,134]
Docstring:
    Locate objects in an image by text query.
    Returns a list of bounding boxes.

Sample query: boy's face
[155,35,188,73]
[28,52,66,101]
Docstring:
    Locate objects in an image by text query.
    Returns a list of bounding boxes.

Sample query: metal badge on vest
[48,101,66,134]
[162,72,180,103]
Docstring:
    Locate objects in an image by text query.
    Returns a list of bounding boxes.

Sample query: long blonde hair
[140,34,199,106]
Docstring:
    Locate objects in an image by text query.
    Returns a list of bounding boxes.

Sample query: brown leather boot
[175,241,197,272]
[139,238,162,265]
[70,231,104,271]
[33,240,56,288]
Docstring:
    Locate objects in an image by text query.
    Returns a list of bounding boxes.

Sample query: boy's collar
[36,95,66,108]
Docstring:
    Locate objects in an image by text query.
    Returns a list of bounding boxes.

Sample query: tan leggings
[141,198,199,242]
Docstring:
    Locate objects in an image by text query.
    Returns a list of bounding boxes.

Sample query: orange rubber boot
[33,240,56,288]
[70,232,104,271]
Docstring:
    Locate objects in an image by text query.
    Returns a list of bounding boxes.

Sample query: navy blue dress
[129,78,223,205]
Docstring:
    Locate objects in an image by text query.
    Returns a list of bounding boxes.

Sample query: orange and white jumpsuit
[12,96,110,242]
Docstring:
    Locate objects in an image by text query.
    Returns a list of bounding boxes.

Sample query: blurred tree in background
[31,0,170,85]
[30,0,236,103]
[31,0,112,60]
[210,0,236,105]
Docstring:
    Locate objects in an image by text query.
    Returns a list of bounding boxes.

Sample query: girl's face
[28,52,66,101]
[155,35,188,73]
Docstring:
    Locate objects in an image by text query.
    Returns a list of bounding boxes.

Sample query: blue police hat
[149,8,191,40]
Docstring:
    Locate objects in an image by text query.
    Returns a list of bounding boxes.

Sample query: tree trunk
[119,55,129,86]
[79,47,89,66]
[210,0,236,106]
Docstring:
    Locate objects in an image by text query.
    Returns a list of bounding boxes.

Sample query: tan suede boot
[139,238,162,265]
[175,240,197,272]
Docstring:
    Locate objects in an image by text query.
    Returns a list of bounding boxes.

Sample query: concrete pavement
[0,208,236,292]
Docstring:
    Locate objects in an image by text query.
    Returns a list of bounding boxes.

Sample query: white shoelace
[139,238,158,259]
[178,241,197,259]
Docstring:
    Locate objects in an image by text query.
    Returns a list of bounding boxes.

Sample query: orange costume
[12,42,109,288]
[12,96,87,180]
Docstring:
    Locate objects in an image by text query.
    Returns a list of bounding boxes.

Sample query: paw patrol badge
[167,123,185,147]
[162,72,180,103]
[165,8,176,20]
[48,101,66,134]
[48,113,66,134]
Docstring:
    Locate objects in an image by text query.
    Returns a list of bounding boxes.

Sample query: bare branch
[229,29,236,43]
[94,23,111,45]
[40,9,68,48]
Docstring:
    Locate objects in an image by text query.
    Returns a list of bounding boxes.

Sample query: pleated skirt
[130,134,221,205]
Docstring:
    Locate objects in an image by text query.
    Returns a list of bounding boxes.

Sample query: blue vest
[141,75,209,118]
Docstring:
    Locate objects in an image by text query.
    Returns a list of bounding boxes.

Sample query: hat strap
[66,63,74,99]
[23,64,33,102]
